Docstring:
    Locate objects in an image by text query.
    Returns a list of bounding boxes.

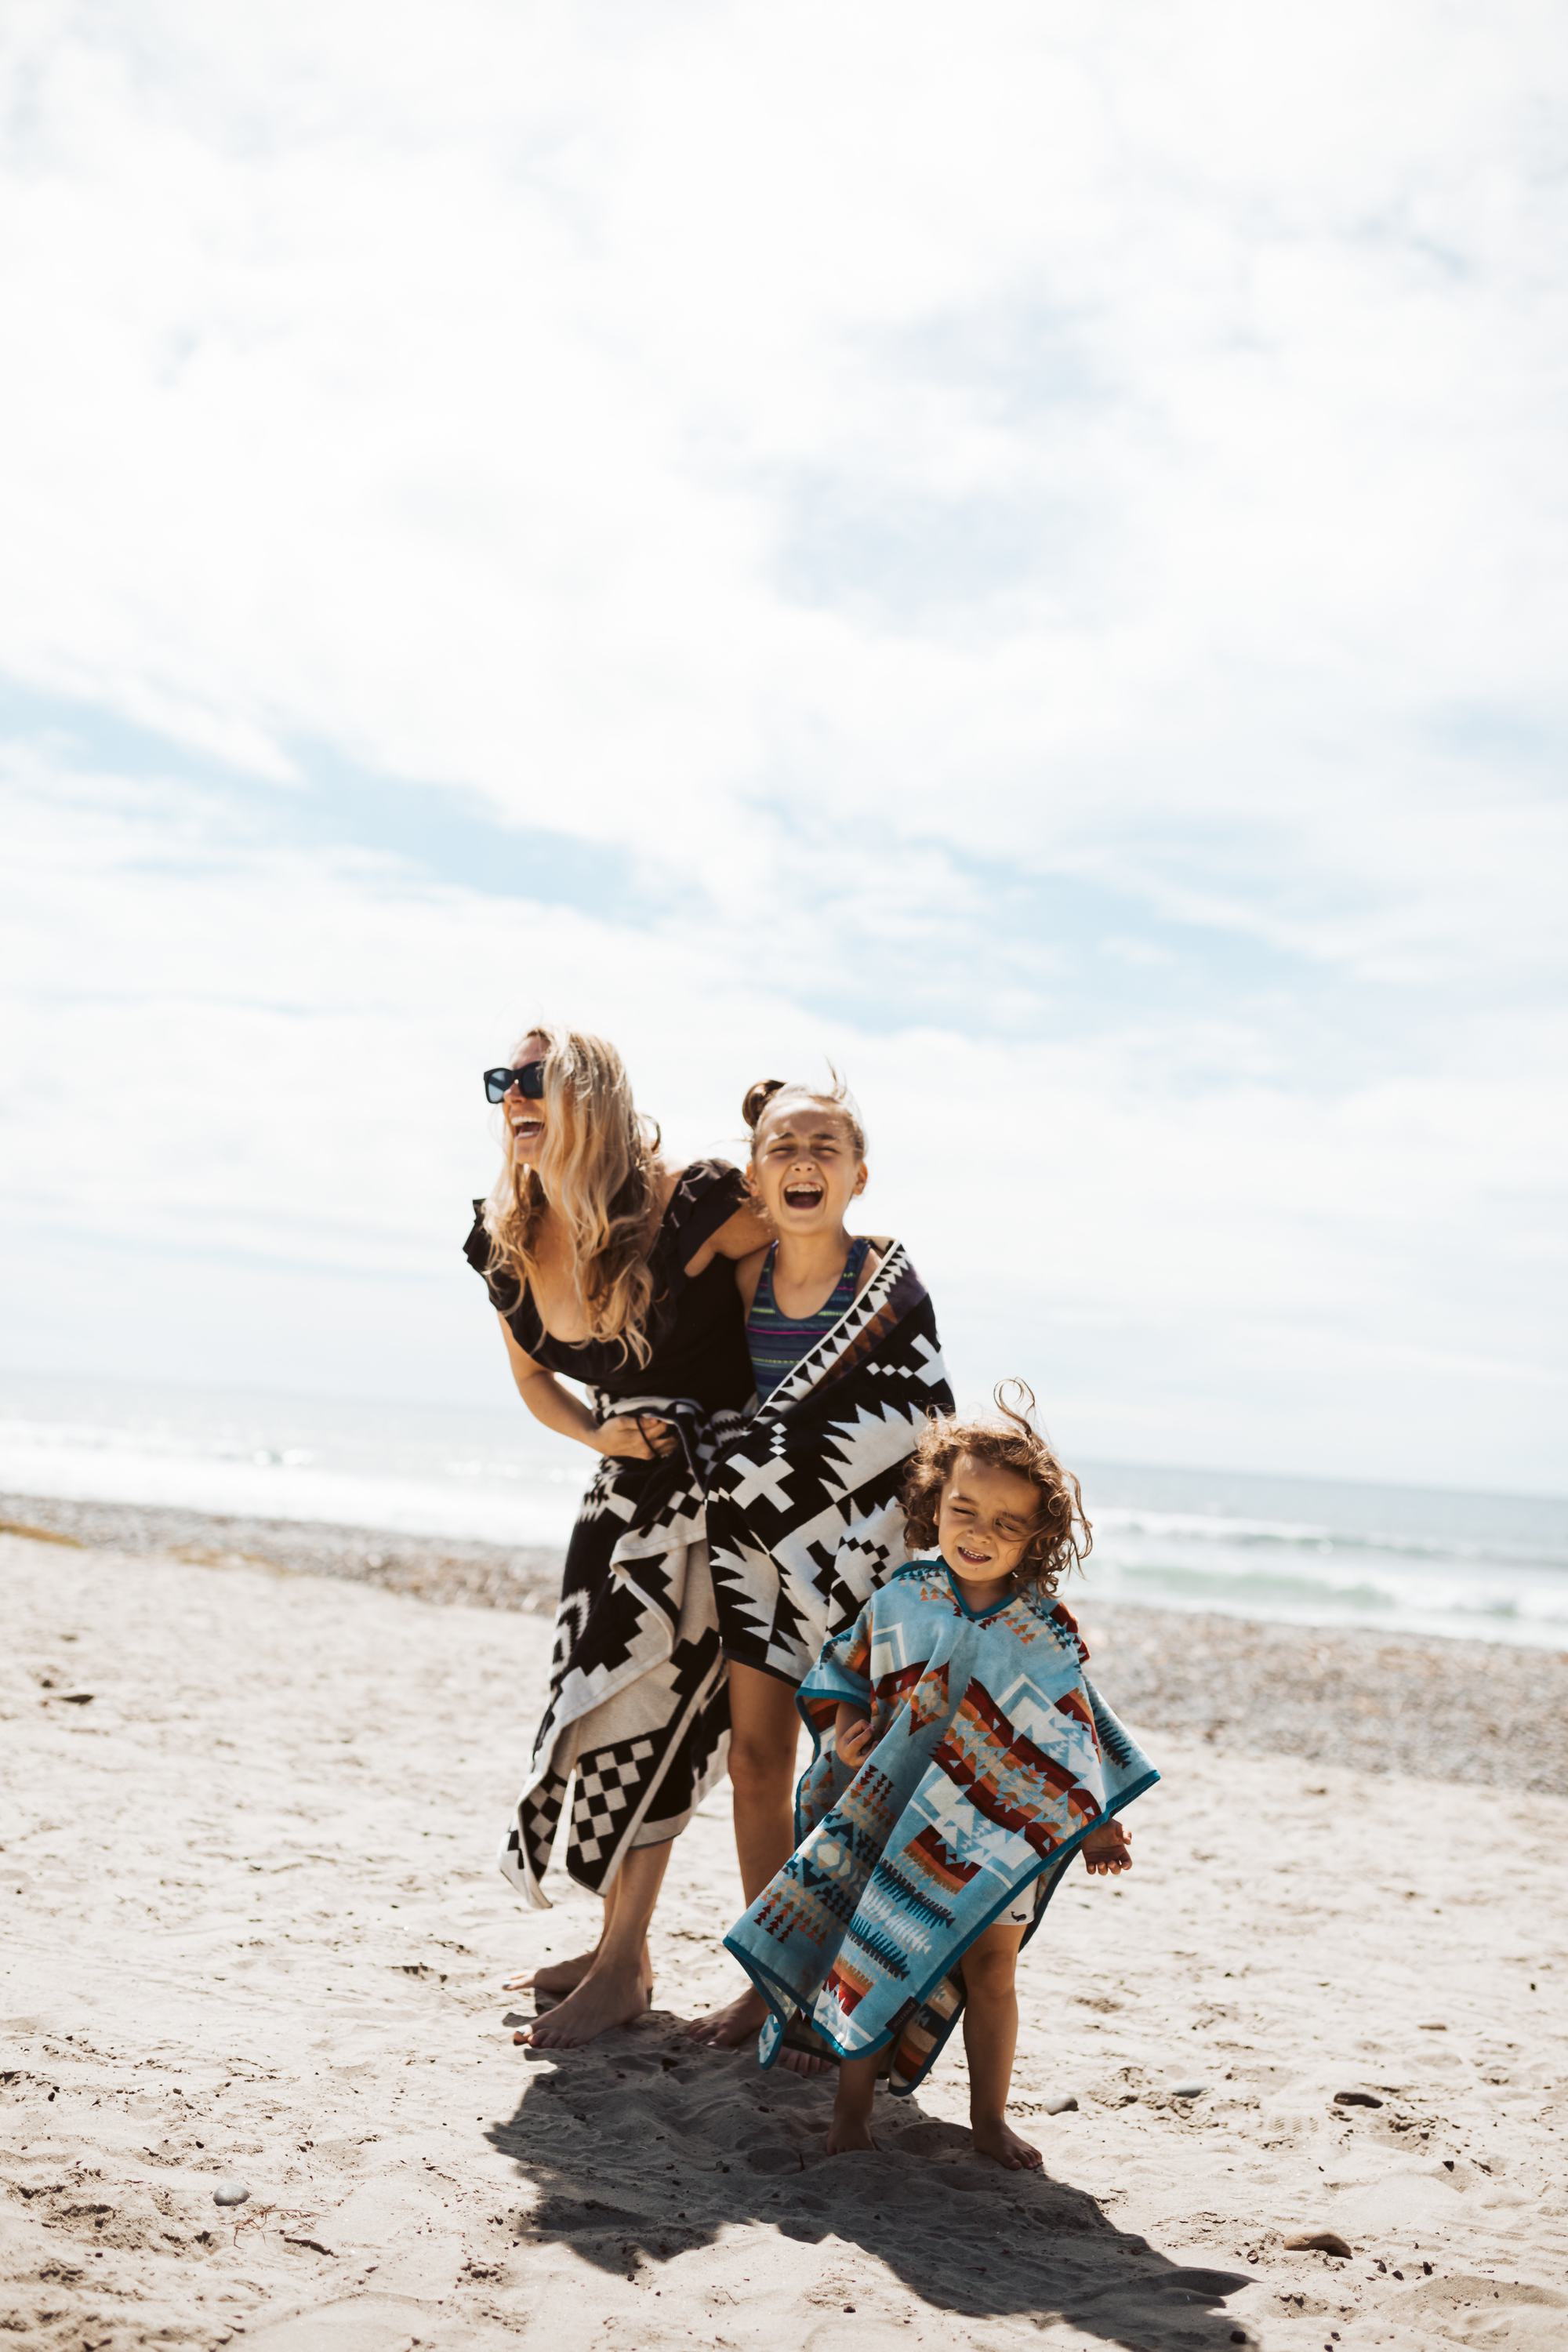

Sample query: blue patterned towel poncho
[724,1558,1159,2092]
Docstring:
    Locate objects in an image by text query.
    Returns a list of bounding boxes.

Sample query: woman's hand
[836,1711,874,1769]
[596,1412,679,1461]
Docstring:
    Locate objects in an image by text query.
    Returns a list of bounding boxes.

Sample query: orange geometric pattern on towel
[838,1762,898,1842]
[873,1661,926,1708]
[800,1691,840,1740]
[905,1823,983,1893]
[873,1658,950,1737]
[933,1677,1102,1858]
[889,1974,961,2087]
[755,1881,836,1947]
[1053,1686,1098,1737]
[826,1957,873,2014]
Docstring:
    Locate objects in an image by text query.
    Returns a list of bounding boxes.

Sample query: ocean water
[2,1371,1566,1651]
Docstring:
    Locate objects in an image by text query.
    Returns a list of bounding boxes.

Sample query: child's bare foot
[971,2114,1043,2170]
[512,1958,652,2048]
[827,2053,879,2151]
[1081,1819,1132,1875]
[683,1987,769,2049]
[826,2108,877,2154]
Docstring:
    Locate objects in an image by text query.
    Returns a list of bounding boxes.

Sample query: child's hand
[1080,1820,1132,1876]
[836,1712,874,1769]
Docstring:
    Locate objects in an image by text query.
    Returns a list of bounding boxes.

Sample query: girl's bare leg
[827,2052,880,2153]
[687,1664,828,2068]
[961,1919,1041,2169]
[515,1840,666,2049]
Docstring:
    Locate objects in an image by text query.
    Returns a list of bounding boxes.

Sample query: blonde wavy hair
[483,1025,664,1367]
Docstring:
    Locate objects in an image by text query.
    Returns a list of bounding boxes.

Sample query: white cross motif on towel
[724,1450,796,1513]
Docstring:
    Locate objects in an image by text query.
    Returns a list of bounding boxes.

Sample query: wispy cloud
[2,2,1564,1487]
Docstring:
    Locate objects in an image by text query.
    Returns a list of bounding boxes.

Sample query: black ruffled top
[463,1157,753,1412]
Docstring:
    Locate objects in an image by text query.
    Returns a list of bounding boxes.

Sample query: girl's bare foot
[778,2042,833,2078]
[682,1987,768,2048]
[683,1993,833,2075]
[971,2114,1043,2170]
[503,1936,651,1999]
[513,1960,652,2049]
[826,2051,879,2151]
[778,2020,835,2078]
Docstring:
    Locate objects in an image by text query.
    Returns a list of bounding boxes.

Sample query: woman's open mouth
[510,1117,545,1145]
[782,1183,824,1210]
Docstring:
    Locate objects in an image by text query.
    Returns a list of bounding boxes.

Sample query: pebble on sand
[1043,2093,1078,2114]
[1333,2089,1384,2107]
[1283,2230,1354,2259]
[1171,2082,1207,2099]
[212,2181,250,2207]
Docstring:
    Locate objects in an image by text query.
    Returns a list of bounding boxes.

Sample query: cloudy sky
[4,1,1565,1492]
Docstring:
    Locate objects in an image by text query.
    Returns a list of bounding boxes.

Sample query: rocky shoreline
[4,1487,1565,1795]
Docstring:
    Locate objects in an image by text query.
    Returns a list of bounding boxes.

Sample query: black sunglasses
[484,1060,546,1105]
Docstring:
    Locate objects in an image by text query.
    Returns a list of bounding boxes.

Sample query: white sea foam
[3,1373,1566,1646]
[0,1385,581,1548]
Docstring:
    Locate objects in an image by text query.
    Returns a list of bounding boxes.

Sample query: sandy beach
[4,1512,1566,2351]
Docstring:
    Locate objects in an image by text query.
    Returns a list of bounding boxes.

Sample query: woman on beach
[463,1025,769,2047]
[688,1076,953,2061]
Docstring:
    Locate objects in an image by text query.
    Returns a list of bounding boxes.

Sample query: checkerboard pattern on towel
[499,1394,742,1908]
[706,1240,954,1686]
[724,1559,1159,2091]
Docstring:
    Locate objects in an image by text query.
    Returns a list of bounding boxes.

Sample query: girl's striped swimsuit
[746,1238,871,1401]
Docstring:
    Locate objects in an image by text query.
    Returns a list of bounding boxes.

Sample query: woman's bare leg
[962,1920,1041,2169]
[685,1664,818,2060]
[503,1851,661,1995]
[515,1840,667,2049]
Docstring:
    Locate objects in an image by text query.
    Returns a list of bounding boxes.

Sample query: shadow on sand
[485,2007,1254,2350]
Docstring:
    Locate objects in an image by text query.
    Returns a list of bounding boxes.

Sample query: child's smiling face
[749,1094,866,1236]
[938,1454,1041,1590]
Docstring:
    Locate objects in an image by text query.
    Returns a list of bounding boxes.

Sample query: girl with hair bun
[463,1024,771,2047]
[688,1073,954,2066]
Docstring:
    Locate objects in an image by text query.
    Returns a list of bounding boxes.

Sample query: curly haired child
[724,1384,1157,2169]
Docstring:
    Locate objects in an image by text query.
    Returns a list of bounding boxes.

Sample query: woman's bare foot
[503,1946,599,1996]
[682,1987,768,2048]
[513,1959,652,2049]
[971,2114,1043,2170]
